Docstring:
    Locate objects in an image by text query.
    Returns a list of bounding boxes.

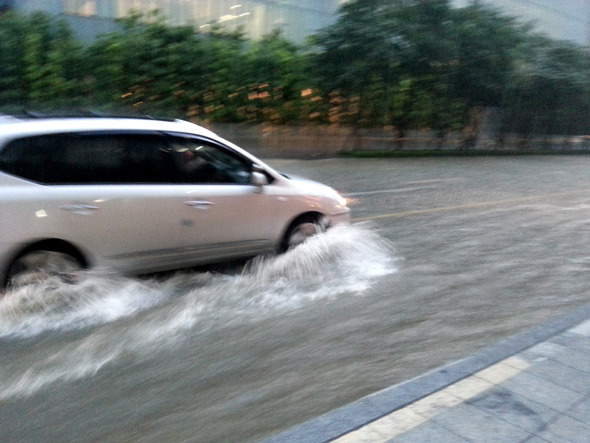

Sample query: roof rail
[0,115,22,124]
[15,110,175,121]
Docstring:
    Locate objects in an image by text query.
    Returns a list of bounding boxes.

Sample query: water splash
[0,224,397,399]
[0,271,170,339]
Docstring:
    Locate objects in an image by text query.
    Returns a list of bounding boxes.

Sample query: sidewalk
[265,303,590,442]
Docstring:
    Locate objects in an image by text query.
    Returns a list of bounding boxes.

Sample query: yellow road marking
[352,190,588,223]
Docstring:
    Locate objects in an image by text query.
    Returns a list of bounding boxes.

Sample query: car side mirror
[251,171,268,187]
[251,165,268,192]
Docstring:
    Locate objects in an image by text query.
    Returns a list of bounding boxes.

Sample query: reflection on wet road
[2,156,590,442]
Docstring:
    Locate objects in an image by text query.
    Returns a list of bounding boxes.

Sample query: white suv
[0,115,350,287]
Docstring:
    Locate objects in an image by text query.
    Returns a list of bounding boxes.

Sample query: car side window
[53,134,128,183]
[168,136,252,184]
[117,134,174,183]
[0,133,172,184]
[0,132,254,185]
[55,133,174,184]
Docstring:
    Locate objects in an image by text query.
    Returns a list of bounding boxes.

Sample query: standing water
[0,224,397,442]
[5,156,590,442]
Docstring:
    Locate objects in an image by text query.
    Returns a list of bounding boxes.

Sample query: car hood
[282,174,348,208]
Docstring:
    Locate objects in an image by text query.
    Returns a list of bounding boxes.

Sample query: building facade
[5,1,590,46]
[5,0,347,43]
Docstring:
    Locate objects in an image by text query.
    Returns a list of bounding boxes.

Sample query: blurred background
[2,0,590,152]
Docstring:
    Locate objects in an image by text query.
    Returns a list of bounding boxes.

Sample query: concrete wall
[204,123,590,158]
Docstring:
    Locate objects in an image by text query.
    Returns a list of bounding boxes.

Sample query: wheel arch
[3,238,89,287]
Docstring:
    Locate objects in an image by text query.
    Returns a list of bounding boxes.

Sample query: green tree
[0,12,28,110]
[4,4,588,137]
[387,1,463,137]
[312,0,466,132]
[0,12,83,111]
[312,0,402,126]
[242,30,314,123]
[198,25,248,122]
[87,11,209,116]
[451,3,527,108]
[311,0,531,139]
[504,37,590,137]
[23,13,84,107]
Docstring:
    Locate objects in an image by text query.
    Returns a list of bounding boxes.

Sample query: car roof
[0,115,274,173]
[0,116,219,140]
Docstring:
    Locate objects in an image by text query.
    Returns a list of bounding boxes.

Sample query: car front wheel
[282,214,328,251]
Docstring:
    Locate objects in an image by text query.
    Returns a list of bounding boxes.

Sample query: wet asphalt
[2,155,590,442]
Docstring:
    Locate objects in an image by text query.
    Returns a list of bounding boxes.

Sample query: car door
[162,134,284,261]
[38,131,215,272]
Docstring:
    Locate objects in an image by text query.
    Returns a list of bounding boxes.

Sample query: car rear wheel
[6,249,83,288]
[282,214,328,251]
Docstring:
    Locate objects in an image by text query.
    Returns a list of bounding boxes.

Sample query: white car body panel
[0,117,350,285]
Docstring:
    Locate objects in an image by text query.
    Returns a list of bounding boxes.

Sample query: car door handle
[184,201,216,209]
[59,204,100,215]
[59,204,100,211]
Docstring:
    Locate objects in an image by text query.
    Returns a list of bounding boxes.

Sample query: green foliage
[451,3,527,107]
[241,30,317,123]
[312,0,400,95]
[83,13,313,122]
[503,37,590,135]
[311,0,528,130]
[87,12,208,115]
[0,12,28,109]
[0,12,84,110]
[1,5,589,136]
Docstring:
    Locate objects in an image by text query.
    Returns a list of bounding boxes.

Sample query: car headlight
[332,190,349,207]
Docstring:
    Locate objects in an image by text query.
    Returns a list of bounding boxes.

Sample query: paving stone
[263,307,590,443]
[502,356,532,371]
[362,365,472,414]
[442,376,494,401]
[406,390,463,419]
[367,409,425,440]
[500,372,583,412]
[536,415,590,442]
[467,386,559,433]
[430,402,530,442]
[564,395,590,423]
[569,319,590,336]
[550,347,590,373]
[474,359,528,385]
[334,409,426,443]
[524,358,590,394]
[334,424,389,443]
[263,402,378,443]
[389,420,469,442]
[526,341,568,358]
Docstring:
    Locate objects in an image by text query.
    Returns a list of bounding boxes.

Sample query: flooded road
[2,156,590,442]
